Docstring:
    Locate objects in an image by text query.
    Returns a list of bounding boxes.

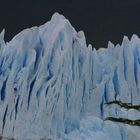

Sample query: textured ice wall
[0,13,139,139]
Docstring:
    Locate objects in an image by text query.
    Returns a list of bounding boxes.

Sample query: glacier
[0,13,139,139]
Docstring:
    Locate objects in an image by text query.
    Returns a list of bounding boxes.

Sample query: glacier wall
[0,13,139,139]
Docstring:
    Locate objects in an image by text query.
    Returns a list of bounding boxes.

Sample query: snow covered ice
[0,13,139,139]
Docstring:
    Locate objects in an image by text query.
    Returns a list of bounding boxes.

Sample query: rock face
[0,13,139,140]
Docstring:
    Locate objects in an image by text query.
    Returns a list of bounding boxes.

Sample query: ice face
[0,13,139,139]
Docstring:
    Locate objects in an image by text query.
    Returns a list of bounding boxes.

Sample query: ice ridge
[0,13,139,139]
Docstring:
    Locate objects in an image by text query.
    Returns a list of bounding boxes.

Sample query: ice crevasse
[0,13,139,140]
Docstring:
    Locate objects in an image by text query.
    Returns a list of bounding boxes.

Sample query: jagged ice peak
[0,13,139,140]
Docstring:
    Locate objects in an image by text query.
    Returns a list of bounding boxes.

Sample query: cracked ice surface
[0,13,139,139]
